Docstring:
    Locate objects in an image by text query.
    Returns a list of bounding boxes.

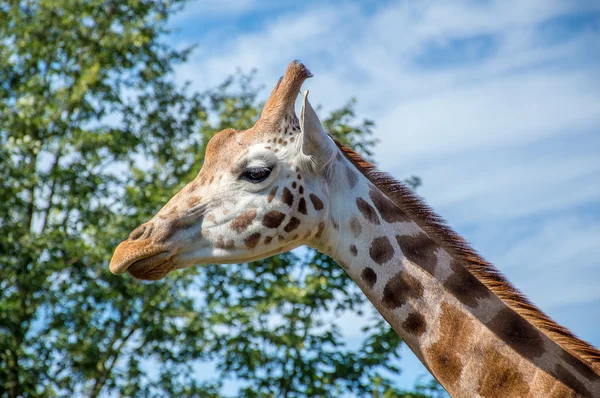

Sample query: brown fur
[425,302,476,390]
[230,209,257,233]
[335,140,600,373]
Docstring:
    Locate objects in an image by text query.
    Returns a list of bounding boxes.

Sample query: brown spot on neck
[369,188,410,223]
[382,270,423,310]
[444,260,493,308]
[395,233,438,275]
[402,312,427,337]
[487,308,545,359]
[356,197,380,225]
[369,236,394,265]
[361,267,377,288]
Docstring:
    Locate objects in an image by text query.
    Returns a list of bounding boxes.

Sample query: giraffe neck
[313,150,600,397]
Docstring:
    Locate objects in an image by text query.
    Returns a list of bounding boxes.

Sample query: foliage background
[0,1,445,397]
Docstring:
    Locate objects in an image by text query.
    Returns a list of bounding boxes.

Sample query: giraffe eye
[240,167,272,183]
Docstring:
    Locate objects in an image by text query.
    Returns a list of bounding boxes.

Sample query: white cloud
[483,215,600,308]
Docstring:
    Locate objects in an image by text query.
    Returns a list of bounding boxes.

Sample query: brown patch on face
[244,232,261,249]
[346,166,359,188]
[487,308,545,359]
[297,174,302,180]
[230,209,257,233]
[267,186,278,203]
[349,244,358,256]
[284,217,300,233]
[215,236,226,249]
[361,267,377,289]
[382,270,423,310]
[425,302,473,390]
[262,211,286,229]
[369,188,409,223]
[298,197,307,215]
[356,198,380,225]
[309,193,324,211]
[303,230,312,239]
[292,181,297,189]
[278,235,284,242]
[282,187,294,206]
[264,236,273,245]
[290,136,295,143]
[349,217,362,237]
[477,346,531,397]
[369,236,394,265]
[395,233,438,275]
[209,176,215,184]
[402,312,427,337]
[298,185,304,194]
[225,239,235,250]
[205,213,216,223]
[444,260,493,308]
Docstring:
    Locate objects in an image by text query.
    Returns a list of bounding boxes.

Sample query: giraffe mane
[334,139,600,372]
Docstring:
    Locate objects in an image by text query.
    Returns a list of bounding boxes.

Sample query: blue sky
[163,0,600,392]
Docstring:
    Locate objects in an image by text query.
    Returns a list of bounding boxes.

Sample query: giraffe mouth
[126,251,173,281]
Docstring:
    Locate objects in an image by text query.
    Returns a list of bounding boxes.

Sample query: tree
[0,1,443,397]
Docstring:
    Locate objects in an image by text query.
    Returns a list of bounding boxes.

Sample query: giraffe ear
[300,90,335,165]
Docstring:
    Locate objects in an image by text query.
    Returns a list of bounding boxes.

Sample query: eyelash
[240,166,273,183]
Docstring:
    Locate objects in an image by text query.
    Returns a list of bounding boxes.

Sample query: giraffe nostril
[129,224,149,241]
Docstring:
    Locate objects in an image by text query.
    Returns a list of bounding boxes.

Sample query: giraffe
[109,61,600,397]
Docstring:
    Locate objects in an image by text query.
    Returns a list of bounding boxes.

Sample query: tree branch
[40,149,62,234]
[89,317,138,398]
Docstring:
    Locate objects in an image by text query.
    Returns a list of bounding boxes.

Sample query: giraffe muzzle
[109,221,176,279]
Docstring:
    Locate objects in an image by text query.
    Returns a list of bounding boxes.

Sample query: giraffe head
[110,61,337,280]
